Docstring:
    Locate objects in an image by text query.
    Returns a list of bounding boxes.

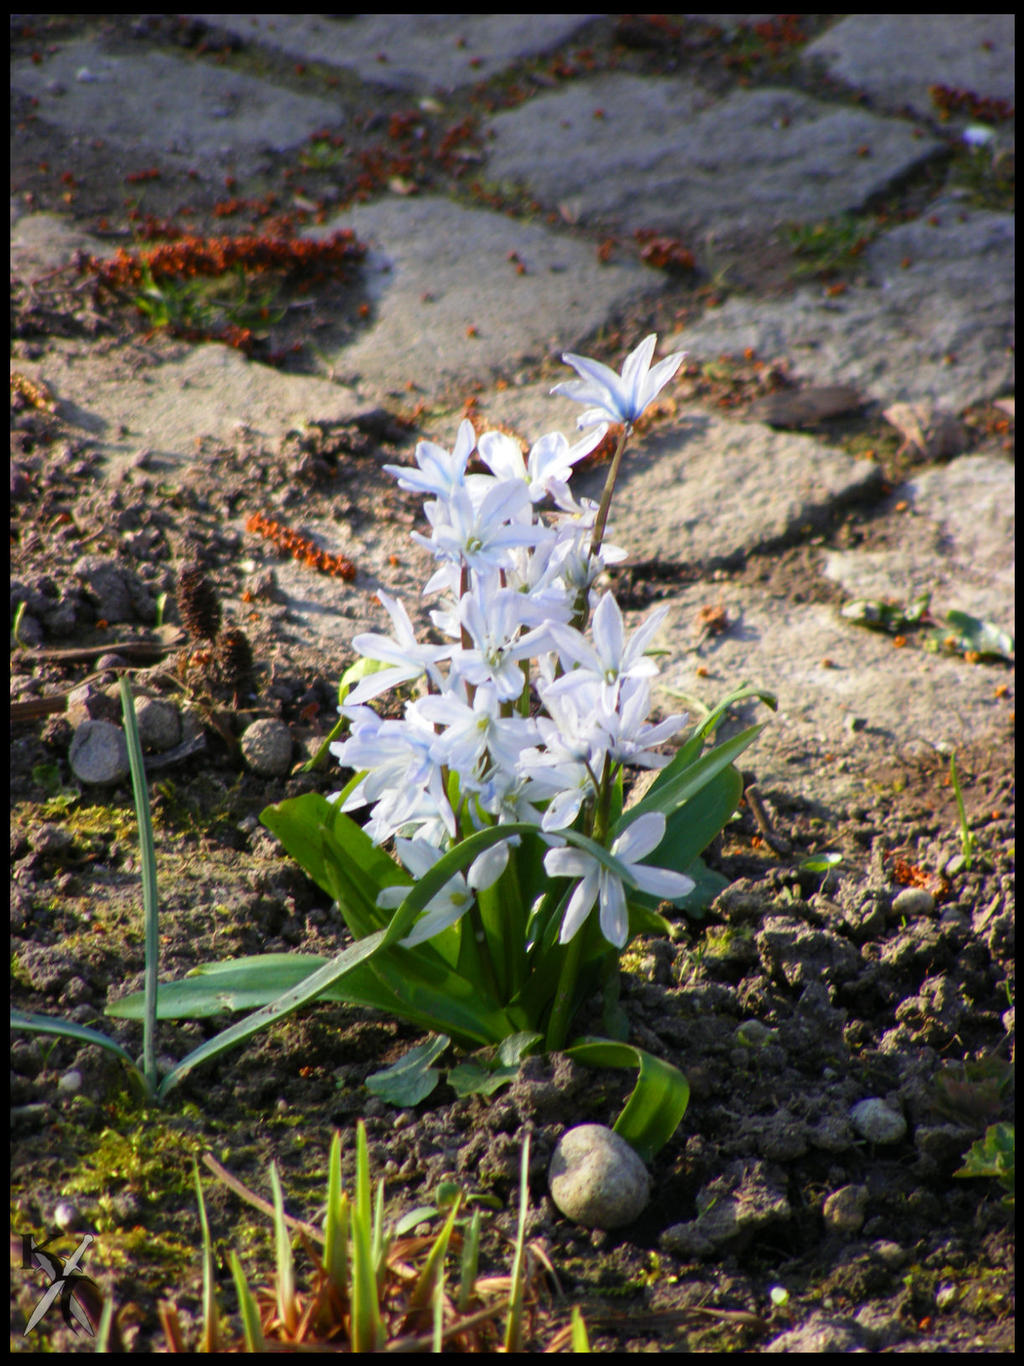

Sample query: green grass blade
[570,1305,591,1350]
[458,1206,482,1314]
[323,1132,349,1297]
[228,1250,265,1351]
[270,1163,297,1338]
[193,1162,220,1353]
[350,1121,384,1352]
[407,1191,462,1326]
[119,678,160,1097]
[503,1132,531,1354]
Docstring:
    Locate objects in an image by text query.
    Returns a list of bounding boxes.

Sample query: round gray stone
[134,696,181,753]
[240,719,294,778]
[548,1123,651,1229]
[849,1098,907,1146]
[892,886,936,918]
[69,720,130,786]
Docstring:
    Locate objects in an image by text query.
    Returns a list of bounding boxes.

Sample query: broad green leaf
[111,949,521,1048]
[448,1059,518,1097]
[156,930,392,1099]
[565,1037,689,1162]
[615,723,763,836]
[365,1034,450,1106]
[628,765,743,916]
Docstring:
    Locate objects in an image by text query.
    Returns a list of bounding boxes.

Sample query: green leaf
[448,1059,518,1098]
[110,949,520,1048]
[448,1032,542,1099]
[671,682,777,768]
[11,1009,146,1096]
[365,1034,450,1106]
[939,609,1014,661]
[155,931,393,1100]
[799,852,843,873]
[616,723,764,836]
[261,792,408,924]
[565,1037,689,1162]
[640,765,743,902]
[954,1121,1014,1199]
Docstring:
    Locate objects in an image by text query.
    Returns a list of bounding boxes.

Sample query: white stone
[548,1123,651,1229]
[850,1098,907,1145]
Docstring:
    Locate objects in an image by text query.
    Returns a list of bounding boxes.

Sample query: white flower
[546,593,667,710]
[413,479,541,573]
[543,812,694,948]
[331,705,454,838]
[376,837,477,947]
[595,676,688,768]
[552,333,686,429]
[415,683,536,779]
[453,582,554,700]
[344,591,453,705]
[382,418,476,500]
[477,426,608,501]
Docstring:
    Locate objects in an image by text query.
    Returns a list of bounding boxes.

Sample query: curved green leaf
[565,1037,689,1162]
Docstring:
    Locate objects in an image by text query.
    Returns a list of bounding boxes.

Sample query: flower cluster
[331,336,690,949]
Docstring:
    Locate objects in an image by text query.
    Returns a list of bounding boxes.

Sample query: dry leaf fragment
[882,401,970,459]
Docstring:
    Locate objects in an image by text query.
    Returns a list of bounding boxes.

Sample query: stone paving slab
[483,75,944,242]
[802,14,1015,120]
[671,201,1014,411]
[565,413,881,569]
[11,37,347,175]
[822,455,1015,636]
[15,338,364,478]
[10,210,118,279]
[309,197,660,399]
[648,582,1012,807]
[189,14,599,93]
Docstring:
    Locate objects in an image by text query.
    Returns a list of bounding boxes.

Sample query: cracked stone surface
[188,13,600,92]
[672,202,1014,411]
[11,38,347,175]
[483,76,944,241]
[802,14,1015,119]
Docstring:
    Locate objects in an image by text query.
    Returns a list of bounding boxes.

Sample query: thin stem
[588,422,633,562]
[571,422,634,632]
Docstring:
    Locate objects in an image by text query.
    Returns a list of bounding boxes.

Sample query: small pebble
[58,1069,83,1094]
[822,1183,867,1235]
[240,719,294,777]
[54,1201,80,1232]
[135,697,181,752]
[69,720,130,785]
[548,1124,650,1230]
[849,1098,907,1145]
[892,887,935,917]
